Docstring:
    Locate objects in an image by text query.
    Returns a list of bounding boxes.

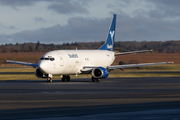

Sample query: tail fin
[99,14,116,51]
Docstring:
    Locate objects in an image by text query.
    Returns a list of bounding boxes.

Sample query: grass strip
[0,64,179,80]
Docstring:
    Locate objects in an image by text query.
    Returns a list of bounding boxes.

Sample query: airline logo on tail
[107,31,114,49]
[110,31,114,40]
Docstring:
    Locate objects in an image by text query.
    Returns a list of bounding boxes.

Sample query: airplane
[7,14,173,83]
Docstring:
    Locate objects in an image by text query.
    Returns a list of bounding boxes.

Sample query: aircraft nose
[39,61,47,73]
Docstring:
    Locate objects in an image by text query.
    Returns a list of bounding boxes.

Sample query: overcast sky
[0,0,180,44]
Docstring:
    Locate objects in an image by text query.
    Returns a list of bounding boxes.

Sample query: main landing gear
[46,75,70,83]
[62,75,70,82]
[47,75,99,83]
[92,76,100,82]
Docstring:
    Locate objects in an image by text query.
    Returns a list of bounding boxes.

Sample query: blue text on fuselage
[68,53,78,58]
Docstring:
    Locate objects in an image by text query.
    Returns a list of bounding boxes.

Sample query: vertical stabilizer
[99,14,116,51]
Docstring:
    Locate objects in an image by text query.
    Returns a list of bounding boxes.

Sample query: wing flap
[115,50,153,56]
[7,60,38,68]
[108,62,173,70]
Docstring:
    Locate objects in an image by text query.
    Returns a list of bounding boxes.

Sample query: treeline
[1,40,180,53]
[114,41,180,53]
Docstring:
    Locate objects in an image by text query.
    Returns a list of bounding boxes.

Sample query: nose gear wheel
[47,77,52,83]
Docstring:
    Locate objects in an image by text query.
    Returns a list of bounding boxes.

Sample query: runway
[0,77,180,119]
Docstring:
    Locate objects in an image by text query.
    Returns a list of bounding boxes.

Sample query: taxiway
[0,77,180,119]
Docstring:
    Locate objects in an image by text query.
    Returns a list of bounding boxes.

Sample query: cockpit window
[40,57,55,61]
[50,58,55,61]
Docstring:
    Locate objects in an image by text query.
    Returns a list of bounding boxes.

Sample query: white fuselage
[39,50,115,75]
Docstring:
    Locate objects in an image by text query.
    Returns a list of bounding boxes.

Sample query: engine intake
[92,67,109,79]
[35,68,47,78]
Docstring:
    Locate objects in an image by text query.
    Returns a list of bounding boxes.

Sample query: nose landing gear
[47,77,52,83]
[47,74,53,83]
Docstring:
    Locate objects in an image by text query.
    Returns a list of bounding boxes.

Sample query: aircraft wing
[81,66,98,74]
[81,62,173,73]
[7,60,38,68]
[115,50,153,56]
[108,62,173,70]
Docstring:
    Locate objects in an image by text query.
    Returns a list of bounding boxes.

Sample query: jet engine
[35,68,47,78]
[92,67,109,79]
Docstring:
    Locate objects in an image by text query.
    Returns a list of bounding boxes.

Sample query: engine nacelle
[92,67,109,79]
[35,68,47,78]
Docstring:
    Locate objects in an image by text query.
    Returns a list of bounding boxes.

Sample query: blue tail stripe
[99,14,116,51]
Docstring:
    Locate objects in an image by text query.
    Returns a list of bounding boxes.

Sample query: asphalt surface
[0,77,180,120]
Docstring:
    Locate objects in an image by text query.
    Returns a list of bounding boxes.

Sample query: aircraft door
[60,57,63,66]
[57,53,64,66]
